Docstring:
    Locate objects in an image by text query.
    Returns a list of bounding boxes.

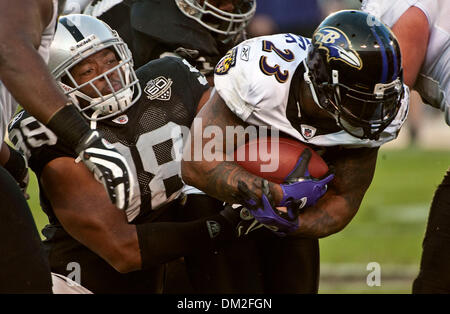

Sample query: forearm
[93,232,142,274]
[289,146,378,238]
[293,192,359,238]
[0,41,67,123]
[182,159,283,205]
[0,0,65,123]
[97,226,142,274]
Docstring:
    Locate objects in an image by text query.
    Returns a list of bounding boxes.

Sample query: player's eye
[106,58,118,65]
[81,68,94,76]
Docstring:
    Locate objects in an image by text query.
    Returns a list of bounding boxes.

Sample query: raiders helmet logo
[144,76,173,101]
[214,47,237,75]
[314,26,362,69]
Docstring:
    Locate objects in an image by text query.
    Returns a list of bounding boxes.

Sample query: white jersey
[0,0,58,140]
[362,0,450,125]
[214,34,409,148]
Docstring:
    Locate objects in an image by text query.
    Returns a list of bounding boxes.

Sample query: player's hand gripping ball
[234,136,334,235]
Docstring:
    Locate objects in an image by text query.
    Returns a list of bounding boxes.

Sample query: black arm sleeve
[136,213,234,269]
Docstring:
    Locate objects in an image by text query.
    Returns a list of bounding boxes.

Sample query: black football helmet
[129,0,256,73]
[304,10,404,140]
[175,0,256,42]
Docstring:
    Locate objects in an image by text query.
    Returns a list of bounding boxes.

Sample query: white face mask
[58,42,142,121]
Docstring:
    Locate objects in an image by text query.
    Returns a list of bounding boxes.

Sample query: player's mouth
[103,81,123,94]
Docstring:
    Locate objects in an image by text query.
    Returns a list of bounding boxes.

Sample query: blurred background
[25,0,450,294]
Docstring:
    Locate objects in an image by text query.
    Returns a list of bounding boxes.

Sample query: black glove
[75,130,133,210]
[46,105,135,211]
[220,204,270,237]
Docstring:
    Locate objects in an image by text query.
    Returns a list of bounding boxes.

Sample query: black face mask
[318,81,403,140]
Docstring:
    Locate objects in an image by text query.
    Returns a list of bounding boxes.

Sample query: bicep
[40,157,135,256]
[392,6,429,87]
[0,0,51,49]
[292,147,379,238]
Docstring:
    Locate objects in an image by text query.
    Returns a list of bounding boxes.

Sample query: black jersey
[8,56,209,225]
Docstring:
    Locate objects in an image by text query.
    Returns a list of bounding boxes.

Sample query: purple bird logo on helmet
[313,26,363,70]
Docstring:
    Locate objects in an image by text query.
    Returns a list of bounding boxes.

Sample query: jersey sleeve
[8,110,75,179]
[213,34,309,124]
[213,46,256,121]
[175,57,210,117]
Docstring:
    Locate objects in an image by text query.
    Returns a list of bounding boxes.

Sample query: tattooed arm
[181,89,378,238]
[294,146,379,238]
[181,89,285,205]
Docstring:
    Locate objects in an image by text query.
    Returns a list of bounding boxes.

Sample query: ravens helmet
[304,10,404,140]
[49,14,141,121]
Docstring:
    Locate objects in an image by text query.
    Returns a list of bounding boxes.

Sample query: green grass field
[25,147,449,294]
[319,147,449,293]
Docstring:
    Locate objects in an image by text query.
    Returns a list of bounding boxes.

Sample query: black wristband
[4,145,27,182]
[46,105,91,149]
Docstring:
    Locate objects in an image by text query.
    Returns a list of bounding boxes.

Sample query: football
[235,136,329,184]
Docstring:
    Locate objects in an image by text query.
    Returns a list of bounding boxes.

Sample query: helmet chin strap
[303,61,322,109]
[89,110,102,130]
[303,61,341,124]
[90,88,133,115]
